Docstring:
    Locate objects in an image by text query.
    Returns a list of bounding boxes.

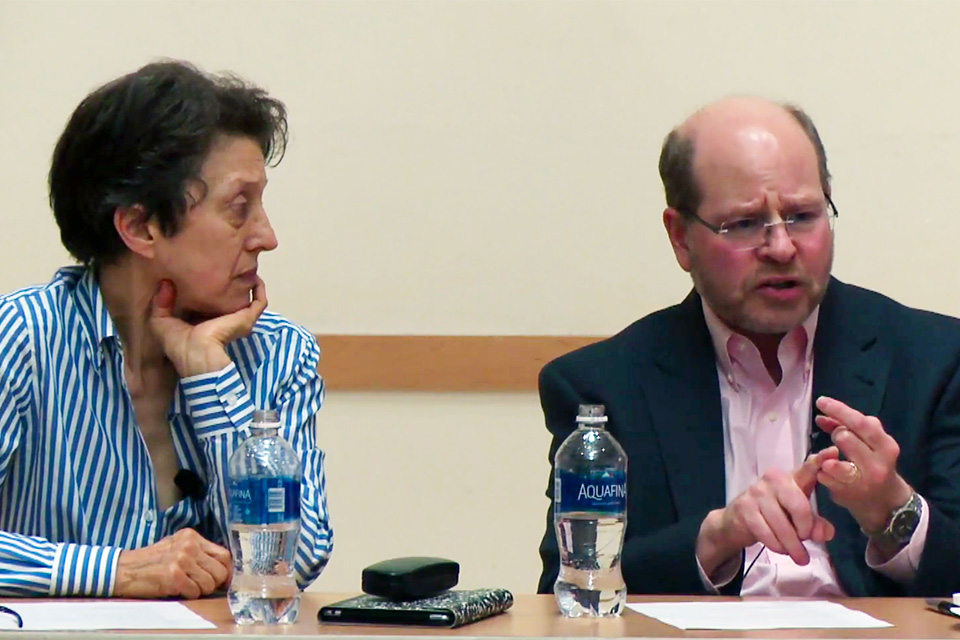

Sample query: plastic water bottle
[227,409,302,624]
[553,404,627,617]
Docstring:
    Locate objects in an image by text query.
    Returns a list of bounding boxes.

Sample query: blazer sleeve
[911,356,960,595]
[536,361,742,596]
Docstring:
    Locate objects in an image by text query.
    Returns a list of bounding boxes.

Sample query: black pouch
[319,588,513,628]
[361,556,459,601]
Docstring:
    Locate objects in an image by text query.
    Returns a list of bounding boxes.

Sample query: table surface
[2,594,959,639]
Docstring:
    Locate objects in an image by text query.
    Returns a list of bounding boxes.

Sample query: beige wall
[2,0,959,595]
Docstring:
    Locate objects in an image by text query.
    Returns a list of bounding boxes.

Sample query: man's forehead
[687,103,806,153]
[683,101,819,197]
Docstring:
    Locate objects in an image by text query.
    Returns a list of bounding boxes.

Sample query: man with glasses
[537,96,960,597]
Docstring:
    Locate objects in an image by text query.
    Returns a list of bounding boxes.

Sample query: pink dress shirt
[698,302,928,596]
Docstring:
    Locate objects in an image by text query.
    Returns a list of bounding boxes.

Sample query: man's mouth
[758,278,801,291]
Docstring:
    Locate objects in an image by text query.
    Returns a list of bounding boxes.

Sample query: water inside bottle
[554,513,627,617]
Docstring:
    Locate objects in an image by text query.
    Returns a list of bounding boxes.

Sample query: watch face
[891,510,921,542]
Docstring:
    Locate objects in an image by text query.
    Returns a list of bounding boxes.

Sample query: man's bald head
[658,97,830,216]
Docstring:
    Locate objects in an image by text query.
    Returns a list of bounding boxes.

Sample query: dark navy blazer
[537,278,960,596]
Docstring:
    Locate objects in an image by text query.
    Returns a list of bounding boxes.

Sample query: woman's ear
[113,205,157,258]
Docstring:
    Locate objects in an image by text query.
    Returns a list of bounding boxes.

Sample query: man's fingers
[814,414,843,432]
[815,397,868,442]
[828,427,872,465]
[792,448,837,493]
[736,509,786,556]
[792,454,822,496]
[815,396,861,423]
[818,459,862,487]
[815,397,900,487]
[816,446,840,463]
[758,503,810,565]
[811,515,835,542]
[742,474,813,564]
[816,396,886,449]
[782,478,819,540]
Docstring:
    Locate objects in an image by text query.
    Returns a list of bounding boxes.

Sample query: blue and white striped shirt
[0,266,332,596]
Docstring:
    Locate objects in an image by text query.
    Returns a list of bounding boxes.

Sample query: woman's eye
[231,199,249,217]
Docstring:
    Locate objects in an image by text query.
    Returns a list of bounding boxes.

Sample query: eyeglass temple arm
[827,195,839,218]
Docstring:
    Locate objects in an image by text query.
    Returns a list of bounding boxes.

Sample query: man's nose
[759,220,797,261]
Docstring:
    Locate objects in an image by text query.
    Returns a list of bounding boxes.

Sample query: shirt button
[767,412,778,422]
[144,510,155,523]
[225,392,239,407]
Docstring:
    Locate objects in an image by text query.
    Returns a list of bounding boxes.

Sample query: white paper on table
[627,601,893,630]
[0,601,216,630]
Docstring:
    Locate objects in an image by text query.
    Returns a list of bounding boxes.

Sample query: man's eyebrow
[781,198,823,211]
[723,203,766,217]
[723,195,822,215]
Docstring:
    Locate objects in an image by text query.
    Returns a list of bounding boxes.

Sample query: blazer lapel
[646,292,728,519]
[811,278,891,596]
[811,278,890,448]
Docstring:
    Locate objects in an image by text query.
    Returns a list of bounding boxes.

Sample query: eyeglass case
[361,556,460,601]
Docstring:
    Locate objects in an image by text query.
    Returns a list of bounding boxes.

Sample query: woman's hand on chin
[148,277,268,377]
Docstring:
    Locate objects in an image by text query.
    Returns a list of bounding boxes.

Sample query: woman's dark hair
[49,60,288,265]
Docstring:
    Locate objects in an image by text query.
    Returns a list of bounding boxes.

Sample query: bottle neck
[250,425,280,437]
[576,422,606,430]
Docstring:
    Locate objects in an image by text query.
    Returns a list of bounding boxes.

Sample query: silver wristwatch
[868,491,922,547]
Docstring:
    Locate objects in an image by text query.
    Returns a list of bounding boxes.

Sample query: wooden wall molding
[314,335,602,391]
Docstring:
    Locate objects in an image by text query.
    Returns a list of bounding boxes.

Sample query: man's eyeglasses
[0,605,23,629]
[680,196,838,251]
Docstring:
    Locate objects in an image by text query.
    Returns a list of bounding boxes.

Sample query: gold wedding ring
[839,461,861,484]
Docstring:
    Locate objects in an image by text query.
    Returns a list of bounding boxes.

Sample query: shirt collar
[702,298,820,387]
[71,267,119,366]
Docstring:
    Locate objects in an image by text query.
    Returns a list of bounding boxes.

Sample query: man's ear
[114,205,159,258]
[663,207,693,272]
